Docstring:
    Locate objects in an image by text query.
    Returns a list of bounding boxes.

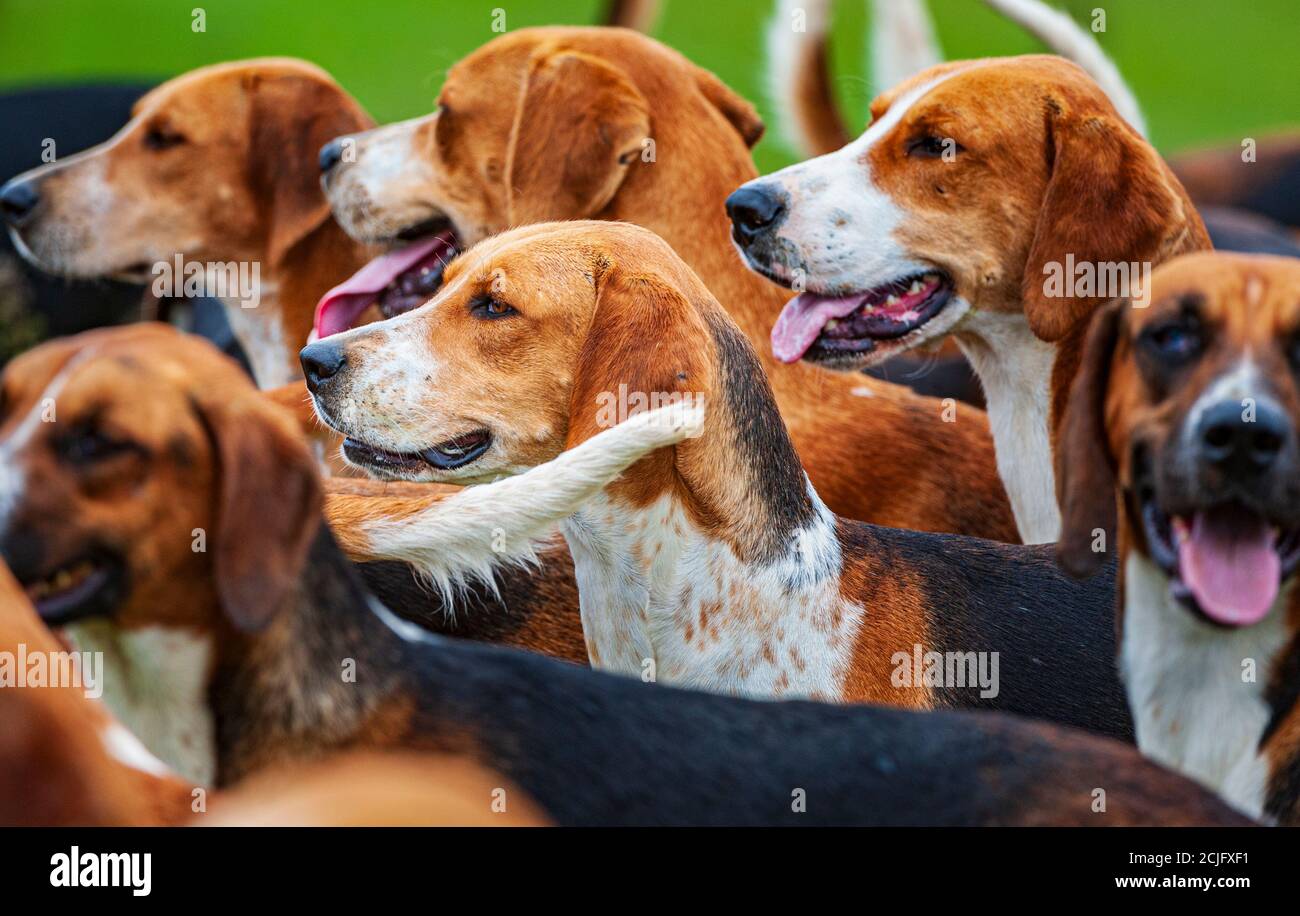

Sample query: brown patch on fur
[324,28,1016,540]
[6,59,378,386]
[838,543,933,708]
[0,558,192,825]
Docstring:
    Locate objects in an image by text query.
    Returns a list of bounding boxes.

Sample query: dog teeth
[825,319,839,330]
[25,560,98,601]
[909,280,924,294]
[885,294,900,307]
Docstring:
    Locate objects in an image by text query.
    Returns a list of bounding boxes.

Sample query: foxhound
[0,323,1239,825]
[312,26,1018,540]
[729,54,1207,544]
[1056,251,1300,825]
[302,219,1131,738]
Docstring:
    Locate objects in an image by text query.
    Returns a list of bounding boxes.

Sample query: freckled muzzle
[300,338,493,477]
[725,181,802,283]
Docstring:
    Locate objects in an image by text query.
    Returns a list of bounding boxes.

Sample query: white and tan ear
[329,403,704,605]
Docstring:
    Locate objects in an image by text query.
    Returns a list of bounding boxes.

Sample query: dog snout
[300,341,347,393]
[726,183,786,245]
[1196,399,1291,476]
[318,138,347,175]
[0,178,39,227]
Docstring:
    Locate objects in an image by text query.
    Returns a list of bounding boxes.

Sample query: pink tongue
[313,233,454,338]
[1178,510,1280,626]
[770,292,866,363]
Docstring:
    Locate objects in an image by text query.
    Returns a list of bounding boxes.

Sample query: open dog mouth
[770,272,952,365]
[342,429,492,475]
[19,554,124,627]
[314,218,459,338]
[1138,492,1300,628]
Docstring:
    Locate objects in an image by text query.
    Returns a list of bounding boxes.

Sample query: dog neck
[210,525,407,784]
[561,313,860,697]
[63,617,220,787]
[956,310,1061,543]
[1119,548,1295,822]
[68,526,405,787]
[223,219,372,388]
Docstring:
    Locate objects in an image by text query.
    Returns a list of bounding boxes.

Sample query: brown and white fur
[0,324,701,783]
[1057,252,1300,824]
[0,325,1236,827]
[0,557,193,825]
[302,220,1131,739]
[315,26,1017,541]
[766,0,1147,162]
[0,59,377,388]
[731,53,1207,543]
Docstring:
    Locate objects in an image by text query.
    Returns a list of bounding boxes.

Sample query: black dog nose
[725,184,786,242]
[1197,399,1290,474]
[318,138,347,174]
[0,179,39,227]
[300,341,346,391]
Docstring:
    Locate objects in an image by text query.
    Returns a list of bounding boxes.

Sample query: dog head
[1057,252,1300,629]
[313,26,762,336]
[301,220,718,487]
[0,58,371,282]
[728,55,1205,370]
[0,324,322,637]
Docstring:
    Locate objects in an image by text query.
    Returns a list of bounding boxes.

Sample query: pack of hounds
[1,0,1298,826]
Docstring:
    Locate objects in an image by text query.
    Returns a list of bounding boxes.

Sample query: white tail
[353,402,706,610]
[767,0,1147,159]
[768,0,944,158]
[980,0,1147,136]
[870,0,943,96]
[767,0,837,156]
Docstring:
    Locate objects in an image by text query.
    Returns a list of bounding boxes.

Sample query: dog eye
[143,127,186,151]
[906,135,960,159]
[470,296,516,320]
[57,428,134,465]
[1141,320,1203,362]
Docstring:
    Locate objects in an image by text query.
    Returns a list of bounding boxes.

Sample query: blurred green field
[0,0,1296,171]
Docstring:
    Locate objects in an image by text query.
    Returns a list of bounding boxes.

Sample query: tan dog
[0,59,376,387]
[1057,252,1300,824]
[0,323,702,785]
[0,327,1224,826]
[303,220,1132,741]
[731,54,1208,544]
[313,26,1016,541]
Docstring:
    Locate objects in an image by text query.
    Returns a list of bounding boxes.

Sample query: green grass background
[0,0,1295,171]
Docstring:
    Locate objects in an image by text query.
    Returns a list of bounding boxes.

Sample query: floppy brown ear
[1023,102,1199,343]
[505,49,651,226]
[194,390,324,632]
[1055,298,1123,578]
[246,68,375,266]
[567,261,711,447]
[693,65,764,148]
